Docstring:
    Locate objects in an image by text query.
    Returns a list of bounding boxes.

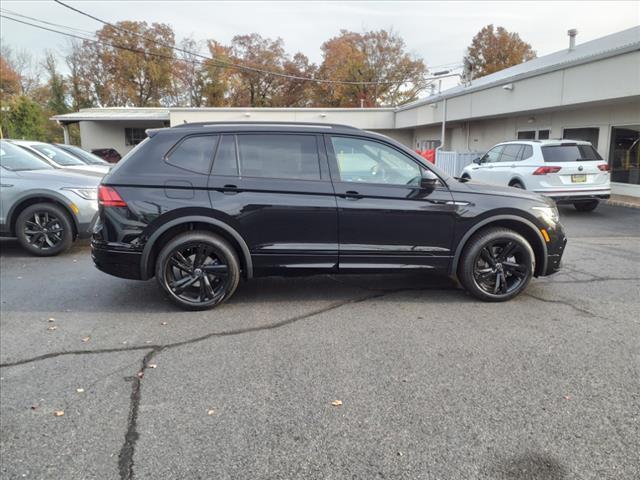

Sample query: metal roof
[51,107,170,122]
[398,25,640,111]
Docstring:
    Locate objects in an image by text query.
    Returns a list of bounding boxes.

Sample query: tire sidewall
[155,231,240,311]
[459,228,535,302]
[15,203,74,256]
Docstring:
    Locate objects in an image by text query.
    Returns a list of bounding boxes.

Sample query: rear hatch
[539,144,609,189]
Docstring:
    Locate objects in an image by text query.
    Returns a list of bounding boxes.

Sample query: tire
[461,174,471,181]
[15,203,74,256]
[573,200,599,212]
[509,181,525,189]
[155,231,240,310]
[458,227,535,302]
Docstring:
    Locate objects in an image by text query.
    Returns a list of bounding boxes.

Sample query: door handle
[343,190,362,200]
[221,184,239,195]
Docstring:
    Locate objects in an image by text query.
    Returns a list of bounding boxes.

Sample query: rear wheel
[573,200,599,212]
[458,227,535,302]
[509,180,525,189]
[155,231,240,310]
[15,203,74,256]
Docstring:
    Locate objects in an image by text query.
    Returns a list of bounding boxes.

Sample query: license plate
[571,174,587,183]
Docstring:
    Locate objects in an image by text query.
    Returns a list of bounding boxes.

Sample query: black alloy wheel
[459,227,534,302]
[156,231,240,310]
[15,203,73,256]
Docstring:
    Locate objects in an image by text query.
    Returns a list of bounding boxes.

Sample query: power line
[51,0,419,87]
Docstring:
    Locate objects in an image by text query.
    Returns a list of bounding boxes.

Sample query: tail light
[98,185,127,207]
[597,164,610,172]
[532,166,562,175]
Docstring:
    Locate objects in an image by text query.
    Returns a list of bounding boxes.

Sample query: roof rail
[172,121,360,130]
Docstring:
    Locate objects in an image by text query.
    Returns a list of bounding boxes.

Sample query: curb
[606,200,640,209]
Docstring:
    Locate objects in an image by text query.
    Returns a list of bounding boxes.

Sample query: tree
[66,40,94,111]
[0,54,21,102]
[315,29,427,107]
[463,25,536,79]
[2,95,46,140]
[43,52,68,114]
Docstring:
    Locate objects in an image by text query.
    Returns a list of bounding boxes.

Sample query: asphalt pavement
[1,204,639,479]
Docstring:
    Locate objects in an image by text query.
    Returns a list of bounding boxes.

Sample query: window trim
[325,133,446,189]
[164,133,220,175]
[234,132,326,182]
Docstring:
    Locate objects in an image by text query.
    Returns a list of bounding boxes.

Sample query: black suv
[92,122,566,310]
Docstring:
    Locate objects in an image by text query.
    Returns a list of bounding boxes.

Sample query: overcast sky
[1,0,638,91]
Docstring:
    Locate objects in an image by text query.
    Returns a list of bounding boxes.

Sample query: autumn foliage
[464,25,536,79]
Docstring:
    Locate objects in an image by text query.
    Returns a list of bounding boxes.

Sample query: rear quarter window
[166,135,219,174]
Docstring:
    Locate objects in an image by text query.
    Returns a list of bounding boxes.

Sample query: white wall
[79,120,166,155]
[170,108,396,130]
[413,100,640,159]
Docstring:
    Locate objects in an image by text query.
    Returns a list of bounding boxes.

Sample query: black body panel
[92,123,567,283]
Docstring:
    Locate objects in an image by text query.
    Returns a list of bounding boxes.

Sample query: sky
[1,0,639,91]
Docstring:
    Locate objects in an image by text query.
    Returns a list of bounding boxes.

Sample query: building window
[563,127,599,149]
[517,131,536,140]
[538,130,550,140]
[125,128,147,146]
[417,139,441,151]
[609,126,640,185]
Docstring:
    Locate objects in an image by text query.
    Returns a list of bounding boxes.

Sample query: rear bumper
[91,242,143,280]
[534,188,611,204]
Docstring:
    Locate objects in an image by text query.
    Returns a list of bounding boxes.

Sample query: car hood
[14,168,102,186]
[458,180,551,204]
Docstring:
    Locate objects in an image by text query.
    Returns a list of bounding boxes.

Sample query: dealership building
[53,26,640,196]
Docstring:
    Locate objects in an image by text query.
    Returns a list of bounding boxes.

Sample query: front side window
[166,135,219,174]
[29,144,85,166]
[0,141,53,171]
[480,145,504,163]
[237,134,320,180]
[331,136,421,186]
[125,128,147,146]
[500,144,523,163]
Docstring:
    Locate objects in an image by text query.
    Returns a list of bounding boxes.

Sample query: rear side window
[519,145,533,160]
[237,134,321,180]
[542,145,603,162]
[166,135,219,174]
[499,144,522,162]
[212,135,238,176]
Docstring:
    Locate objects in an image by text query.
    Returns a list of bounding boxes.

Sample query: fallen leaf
[331,400,343,407]
[47,326,57,331]
[563,395,571,400]
[48,317,55,322]
[76,388,85,393]
[53,410,64,417]
[81,336,90,343]
[137,372,144,379]
[160,322,168,326]
[207,409,215,416]
[397,451,404,457]
[148,364,157,369]
[30,405,38,410]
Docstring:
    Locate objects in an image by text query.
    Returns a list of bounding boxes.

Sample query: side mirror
[473,157,482,165]
[420,170,439,190]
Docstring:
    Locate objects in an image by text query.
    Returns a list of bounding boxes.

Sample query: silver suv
[0,140,100,256]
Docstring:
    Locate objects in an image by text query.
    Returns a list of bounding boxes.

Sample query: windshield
[542,144,603,162]
[0,141,54,171]
[62,145,109,165]
[29,144,86,166]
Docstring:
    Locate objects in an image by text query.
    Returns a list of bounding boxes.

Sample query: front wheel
[573,200,599,212]
[15,203,74,256]
[155,231,240,310]
[458,227,535,302]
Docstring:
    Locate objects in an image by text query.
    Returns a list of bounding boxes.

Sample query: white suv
[460,139,610,211]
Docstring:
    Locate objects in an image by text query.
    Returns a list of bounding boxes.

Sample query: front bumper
[542,222,567,276]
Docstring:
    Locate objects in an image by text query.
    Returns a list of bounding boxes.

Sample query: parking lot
[1,204,638,479]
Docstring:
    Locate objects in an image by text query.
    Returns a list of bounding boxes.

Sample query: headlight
[61,187,98,200]
[532,205,559,224]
